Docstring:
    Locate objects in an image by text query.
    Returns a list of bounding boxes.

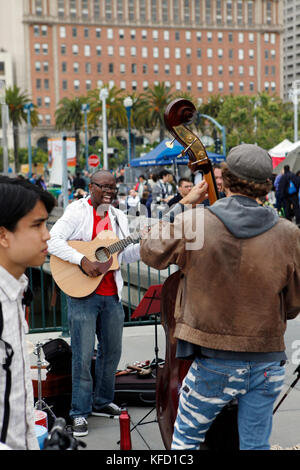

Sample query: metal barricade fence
[26,261,178,337]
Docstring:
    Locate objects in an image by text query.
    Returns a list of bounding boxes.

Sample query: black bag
[42,339,72,375]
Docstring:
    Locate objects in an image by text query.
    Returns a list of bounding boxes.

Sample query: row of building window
[34,43,277,60]
[35,0,260,27]
[40,79,276,95]
[34,24,277,45]
[36,62,276,81]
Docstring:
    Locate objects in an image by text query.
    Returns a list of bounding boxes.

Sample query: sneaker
[92,403,122,419]
[72,416,88,437]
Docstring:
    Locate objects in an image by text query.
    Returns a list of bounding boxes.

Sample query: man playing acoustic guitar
[48,170,140,437]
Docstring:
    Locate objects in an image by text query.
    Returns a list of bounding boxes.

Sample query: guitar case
[91,352,157,407]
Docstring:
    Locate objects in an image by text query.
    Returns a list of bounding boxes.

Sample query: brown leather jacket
[140,206,300,353]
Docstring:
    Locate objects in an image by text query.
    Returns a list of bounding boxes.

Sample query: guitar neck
[109,235,140,254]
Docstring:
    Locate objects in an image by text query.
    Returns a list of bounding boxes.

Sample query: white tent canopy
[269,139,300,158]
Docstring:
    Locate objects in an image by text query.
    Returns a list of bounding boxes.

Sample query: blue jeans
[172,357,285,450]
[67,294,125,419]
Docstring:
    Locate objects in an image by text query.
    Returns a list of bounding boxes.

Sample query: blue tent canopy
[130,138,225,167]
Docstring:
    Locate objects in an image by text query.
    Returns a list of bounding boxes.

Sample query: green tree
[139,82,175,140]
[87,86,127,135]
[55,96,86,165]
[3,85,38,172]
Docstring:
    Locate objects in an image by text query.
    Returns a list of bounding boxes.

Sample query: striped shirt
[0,266,39,450]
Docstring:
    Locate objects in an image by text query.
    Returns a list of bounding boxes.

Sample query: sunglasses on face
[91,182,118,193]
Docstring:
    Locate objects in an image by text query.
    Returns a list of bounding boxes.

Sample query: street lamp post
[100,88,109,170]
[24,103,34,178]
[123,96,133,165]
[81,103,90,171]
[0,80,8,175]
[289,80,300,143]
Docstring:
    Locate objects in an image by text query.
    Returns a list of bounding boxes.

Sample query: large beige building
[0,0,284,148]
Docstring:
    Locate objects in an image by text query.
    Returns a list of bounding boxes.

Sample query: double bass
[156,99,239,450]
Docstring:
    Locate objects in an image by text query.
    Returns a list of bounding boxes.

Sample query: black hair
[0,176,56,232]
[178,178,191,186]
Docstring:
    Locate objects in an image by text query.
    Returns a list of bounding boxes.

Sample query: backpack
[0,303,14,444]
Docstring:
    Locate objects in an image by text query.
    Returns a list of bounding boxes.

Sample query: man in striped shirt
[0,177,55,450]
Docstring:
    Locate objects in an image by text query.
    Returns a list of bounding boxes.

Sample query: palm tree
[55,96,86,165]
[140,82,175,141]
[4,85,38,172]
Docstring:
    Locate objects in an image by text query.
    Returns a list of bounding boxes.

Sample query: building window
[60,26,66,38]
[62,62,67,72]
[34,25,39,36]
[175,48,181,59]
[84,45,91,56]
[96,46,102,56]
[197,65,202,75]
[208,81,213,92]
[85,63,91,74]
[34,43,41,54]
[61,44,66,55]
[143,64,148,74]
[73,62,79,73]
[74,80,80,91]
[86,80,92,90]
[41,25,48,36]
[42,44,48,55]
[96,28,101,38]
[164,48,170,59]
[62,80,68,90]
[132,63,137,74]
[94,0,100,19]
[117,0,124,20]
[44,96,50,107]
[97,63,102,73]
[108,46,114,56]
[72,44,79,55]
[153,47,159,58]
[142,47,148,58]
[119,46,125,56]
[131,46,136,56]
[72,27,77,37]
[35,61,41,71]
[44,79,49,89]
[109,63,114,73]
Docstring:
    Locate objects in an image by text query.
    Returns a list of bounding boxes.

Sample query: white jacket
[47,197,140,300]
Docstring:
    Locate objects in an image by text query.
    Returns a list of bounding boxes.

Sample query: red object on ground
[119,409,132,450]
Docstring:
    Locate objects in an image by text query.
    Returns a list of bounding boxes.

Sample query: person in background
[277,165,300,225]
[0,177,55,450]
[167,178,193,207]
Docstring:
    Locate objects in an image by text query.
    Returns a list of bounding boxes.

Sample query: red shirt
[88,199,117,296]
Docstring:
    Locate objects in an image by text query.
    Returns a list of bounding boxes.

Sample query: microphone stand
[273,364,300,414]
[34,341,56,421]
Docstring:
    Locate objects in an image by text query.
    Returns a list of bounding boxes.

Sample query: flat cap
[226,144,273,183]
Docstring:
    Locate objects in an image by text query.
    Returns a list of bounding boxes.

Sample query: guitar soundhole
[95,247,111,263]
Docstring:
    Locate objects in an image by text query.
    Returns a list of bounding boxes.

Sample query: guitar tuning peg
[165,138,176,149]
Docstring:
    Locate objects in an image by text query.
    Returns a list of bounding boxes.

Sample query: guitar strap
[111,207,127,239]
[0,302,14,444]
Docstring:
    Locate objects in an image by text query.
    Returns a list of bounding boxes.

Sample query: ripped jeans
[172,358,285,450]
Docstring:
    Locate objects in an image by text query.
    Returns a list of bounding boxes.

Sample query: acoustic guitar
[50,230,140,298]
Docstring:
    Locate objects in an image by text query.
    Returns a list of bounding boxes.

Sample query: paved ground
[28,318,300,451]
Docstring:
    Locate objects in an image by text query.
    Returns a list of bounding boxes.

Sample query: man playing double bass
[140,144,300,450]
